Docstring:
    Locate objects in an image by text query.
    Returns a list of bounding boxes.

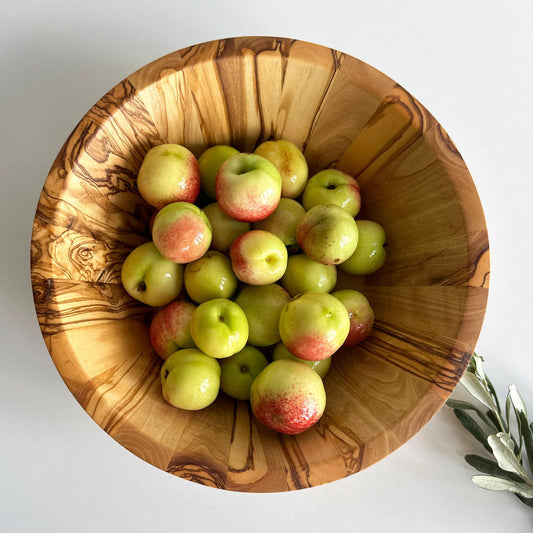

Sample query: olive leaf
[448,353,533,508]
[465,454,524,483]
[471,475,533,499]
[452,409,492,453]
[509,385,527,416]
[487,433,530,481]
[445,399,499,432]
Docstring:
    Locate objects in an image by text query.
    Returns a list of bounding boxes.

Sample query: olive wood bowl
[31,36,489,492]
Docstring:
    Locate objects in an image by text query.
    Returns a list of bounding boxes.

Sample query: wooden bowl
[31,36,489,492]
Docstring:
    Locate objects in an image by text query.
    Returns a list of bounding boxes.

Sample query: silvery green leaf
[519,412,533,475]
[485,374,502,414]
[509,385,527,416]
[507,387,525,454]
[446,399,499,431]
[453,409,491,452]
[471,475,533,499]
[460,371,498,412]
[516,493,533,508]
[488,433,528,479]
[470,352,487,381]
[465,454,524,483]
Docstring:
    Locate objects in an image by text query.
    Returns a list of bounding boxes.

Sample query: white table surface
[1,1,532,531]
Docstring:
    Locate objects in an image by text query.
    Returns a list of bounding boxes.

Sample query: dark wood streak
[276,433,312,490]
[100,353,161,435]
[228,400,256,474]
[368,320,471,393]
[166,458,227,489]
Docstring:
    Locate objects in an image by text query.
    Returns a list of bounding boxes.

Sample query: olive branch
[446,352,533,508]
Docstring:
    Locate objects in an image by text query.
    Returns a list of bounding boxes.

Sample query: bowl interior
[31,36,489,492]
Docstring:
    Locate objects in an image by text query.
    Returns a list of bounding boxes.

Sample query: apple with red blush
[332,289,375,346]
[272,342,331,379]
[150,299,196,359]
[151,201,212,264]
[215,153,282,222]
[279,291,350,361]
[230,230,288,285]
[137,144,200,210]
[250,359,326,434]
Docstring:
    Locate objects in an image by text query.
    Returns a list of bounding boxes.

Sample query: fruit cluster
[121,140,387,435]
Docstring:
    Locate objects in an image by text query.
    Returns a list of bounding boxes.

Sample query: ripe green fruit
[121,241,183,307]
[296,204,358,265]
[184,251,238,303]
[190,298,249,359]
[234,283,291,346]
[339,220,387,275]
[254,139,308,198]
[281,254,337,296]
[219,345,269,400]
[198,145,240,199]
[160,348,221,410]
[302,169,361,216]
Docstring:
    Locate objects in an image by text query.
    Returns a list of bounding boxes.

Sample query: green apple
[121,241,183,307]
[219,345,269,400]
[250,359,326,434]
[281,254,337,297]
[302,169,361,216]
[229,230,288,285]
[190,298,249,358]
[279,291,350,361]
[151,201,212,264]
[216,153,282,222]
[160,348,221,410]
[332,289,375,346]
[272,342,331,379]
[150,299,196,359]
[198,145,240,199]
[234,283,291,346]
[184,251,238,303]
[339,220,387,275]
[254,139,308,198]
[203,202,250,252]
[296,204,358,265]
[137,144,200,210]
[252,197,305,248]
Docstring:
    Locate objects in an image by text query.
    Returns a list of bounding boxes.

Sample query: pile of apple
[121,140,387,435]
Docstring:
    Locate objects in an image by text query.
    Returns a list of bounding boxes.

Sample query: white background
[1,1,532,531]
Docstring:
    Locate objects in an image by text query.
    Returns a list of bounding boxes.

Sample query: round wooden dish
[31,36,489,492]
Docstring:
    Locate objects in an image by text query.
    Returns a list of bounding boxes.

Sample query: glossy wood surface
[31,36,489,492]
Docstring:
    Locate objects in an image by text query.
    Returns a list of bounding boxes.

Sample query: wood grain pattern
[31,36,489,492]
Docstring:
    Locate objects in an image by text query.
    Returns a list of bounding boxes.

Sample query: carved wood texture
[31,37,489,492]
